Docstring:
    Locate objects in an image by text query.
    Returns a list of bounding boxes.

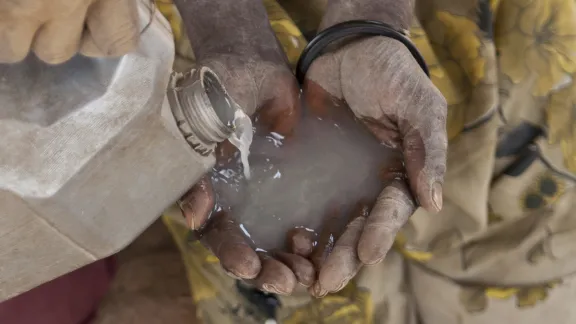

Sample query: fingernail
[310,282,328,298]
[431,182,443,212]
[263,284,286,295]
[223,269,241,280]
[262,284,272,293]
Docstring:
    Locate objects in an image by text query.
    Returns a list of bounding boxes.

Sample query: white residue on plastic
[228,109,254,180]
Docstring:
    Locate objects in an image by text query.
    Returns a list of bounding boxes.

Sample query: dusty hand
[304,36,447,296]
[197,209,317,295]
[178,119,316,295]
[0,0,140,64]
[177,65,307,295]
[178,90,313,296]
[173,0,309,295]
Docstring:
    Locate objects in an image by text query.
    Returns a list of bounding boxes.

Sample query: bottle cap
[168,66,237,156]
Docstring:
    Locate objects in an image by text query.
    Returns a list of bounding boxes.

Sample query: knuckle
[365,218,401,235]
[104,28,138,55]
[333,244,356,256]
[358,236,393,264]
[403,130,423,151]
[372,197,414,226]
[222,251,260,278]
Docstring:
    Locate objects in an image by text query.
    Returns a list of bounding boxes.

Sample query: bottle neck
[168,67,236,156]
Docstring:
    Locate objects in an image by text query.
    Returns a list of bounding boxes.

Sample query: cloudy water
[212,101,396,251]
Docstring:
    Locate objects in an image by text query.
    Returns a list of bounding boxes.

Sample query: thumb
[178,176,214,230]
[400,88,447,213]
[82,0,139,56]
[358,180,416,265]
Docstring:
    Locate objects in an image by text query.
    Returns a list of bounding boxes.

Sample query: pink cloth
[0,258,115,324]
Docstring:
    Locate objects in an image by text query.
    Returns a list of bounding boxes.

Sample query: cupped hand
[304,36,447,296]
[176,65,312,295]
[179,175,316,295]
[200,211,317,295]
[170,0,315,295]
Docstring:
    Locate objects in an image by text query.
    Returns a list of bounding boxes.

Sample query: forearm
[320,0,414,31]
[172,0,283,62]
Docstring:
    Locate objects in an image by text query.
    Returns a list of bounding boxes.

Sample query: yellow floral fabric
[494,0,576,172]
[411,4,498,141]
[547,74,576,171]
[398,0,576,321]
[283,283,373,324]
[495,0,576,96]
[263,0,308,69]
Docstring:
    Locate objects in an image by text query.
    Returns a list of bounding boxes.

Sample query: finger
[0,19,39,63]
[308,205,343,298]
[79,31,104,57]
[285,227,316,257]
[178,176,214,230]
[33,7,88,64]
[253,254,297,295]
[309,205,343,270]
[314,203,370,295]
[358,180,416,265]
[81,0,139,57]
[400,90,447,213]
[274,251,315,287]
[201,212,261,279]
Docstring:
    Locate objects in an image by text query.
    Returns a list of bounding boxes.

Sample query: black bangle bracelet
[295,20,429,84]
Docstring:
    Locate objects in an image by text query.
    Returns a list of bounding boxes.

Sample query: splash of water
[228,109,253,179]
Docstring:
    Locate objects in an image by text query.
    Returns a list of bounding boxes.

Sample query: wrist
[319,0,414,32]
[172,0,282,62]
[296,22,429,83]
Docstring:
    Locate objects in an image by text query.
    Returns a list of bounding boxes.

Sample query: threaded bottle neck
[168,67,236,156]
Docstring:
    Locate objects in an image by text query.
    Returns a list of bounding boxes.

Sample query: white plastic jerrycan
[0,1,239,300]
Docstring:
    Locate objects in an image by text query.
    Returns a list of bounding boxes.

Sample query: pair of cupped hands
[0,0,446,297]
[180,34,448,296]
